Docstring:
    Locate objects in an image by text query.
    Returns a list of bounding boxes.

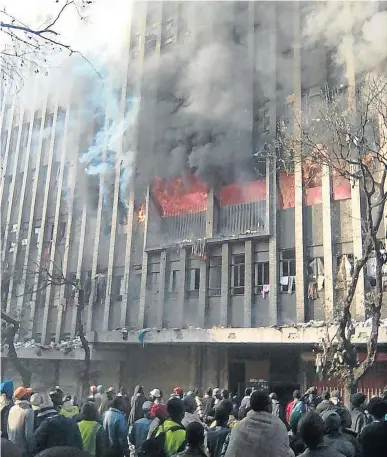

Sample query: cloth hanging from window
[337,255,352,283]
[308,281,318,299]
[262,284,270,298]
[280,276,289,286]
[288,276,295,294]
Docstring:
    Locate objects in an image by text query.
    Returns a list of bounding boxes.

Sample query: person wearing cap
[49,387,64,412]
[0,380,14,439]
[60,395,79,419]
[320,409,354,457]
[225,390,294,457]
[155,397,186,457]
[33,393,83,454]
[147,402,168,439]
[150,388,163,405]
[172,386,184,400]
[77,402,104,457]
[128,400,153,454]
[7,386,34,457]
[129,385,146,425]
[350,392,368,435]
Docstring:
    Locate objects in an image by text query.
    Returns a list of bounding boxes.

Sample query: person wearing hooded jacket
[225,391,294,457]
[320,409,355,457]
[0,380,14,439]
[7,386,35,457]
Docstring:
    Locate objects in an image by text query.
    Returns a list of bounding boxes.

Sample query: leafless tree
[277,74,387,401]
[0,0,95,90]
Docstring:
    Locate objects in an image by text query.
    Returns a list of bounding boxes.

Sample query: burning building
[1,1,387,396]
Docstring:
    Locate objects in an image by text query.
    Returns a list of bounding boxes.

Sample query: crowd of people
[1,380,387,457]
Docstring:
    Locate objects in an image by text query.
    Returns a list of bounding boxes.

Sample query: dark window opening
[280,249,296,292]
[147,262,160,294]
[254,261,269,294]
[112,275,124,302]
[231,254,245,295]
[187,268,200,298]
[169,269,179,294]
[208,256,221,296]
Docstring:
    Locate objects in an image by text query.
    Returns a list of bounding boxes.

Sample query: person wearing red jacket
[286,390,302,423]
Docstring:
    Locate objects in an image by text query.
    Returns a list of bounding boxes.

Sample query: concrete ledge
[1,347,86,360]
[93,325,387,345]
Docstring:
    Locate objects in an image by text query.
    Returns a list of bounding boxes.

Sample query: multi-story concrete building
[1,1,387,397]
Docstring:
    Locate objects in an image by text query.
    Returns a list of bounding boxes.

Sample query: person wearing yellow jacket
[60,395,79,419]
[78,403,104,457]
[156,398,186,457]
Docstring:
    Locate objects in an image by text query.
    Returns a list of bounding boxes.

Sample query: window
[280,249,296,292]
[58,222,66,242]
[34,225,41,244]
[187,268,200,297]
[169,269,179,294]
[208,256,221,296]
[147,263,160,294]
[231,254,245,295]
[254,261,269,294]
[131,266,142,300]
[308,257,324,278]
[112,275,124,302]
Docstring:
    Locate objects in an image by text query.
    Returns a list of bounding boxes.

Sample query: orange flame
[137,203,146,223]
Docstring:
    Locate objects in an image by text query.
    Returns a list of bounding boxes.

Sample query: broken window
[33,224,41,245]
[231,254,245,295]
[208,256,221,297]
[163,18,174,45]
[254,261,269,295]
[145,33,158,52]
[187,268,200,297]
[280,249,296,292]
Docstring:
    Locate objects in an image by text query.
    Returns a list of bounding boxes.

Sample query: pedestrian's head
[245,387,252,397]
[34,447,92,457]
[90,385,97,395]
[150,388,162,400]
[111,396,126,412]
[367,397,387,420]
[206,387,213,397]
[214,407,229,427]
[193,388,200,397]
[142,401,153,418]
[321,391,330,401]
[0,380,14,399]
[250,390,271,413]
[183,395,197,414]
[151,403,168,420]
[335,405,352,429]
[96,385,105,394]
[30,393,44,410]
[298,411,325,450]
[320,410,341,434]
[306,386,317,395]
[81,402,99,422]
[174,386,183,398]
[218,399,233,415]
[351,392,366,409]
[186,422,205,448]
[213,388,221,399]
[221,389,229,400]
[107,387,115,399]
[1,438,21,457]
[14,386,33,401]
[119,387,127,396]
[293,390,301,400]
[167,397,184,423]
[134,385,143,395]
[49,386,64,408]
[269,392,278,401]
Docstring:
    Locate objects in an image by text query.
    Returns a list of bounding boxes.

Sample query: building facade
[1,1,387,397]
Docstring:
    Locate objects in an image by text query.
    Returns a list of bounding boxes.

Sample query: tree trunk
[343,377,358,408]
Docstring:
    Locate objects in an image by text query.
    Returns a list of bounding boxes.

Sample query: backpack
[139,425,184,457]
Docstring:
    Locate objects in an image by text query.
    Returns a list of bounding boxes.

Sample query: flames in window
[137,203,146,223]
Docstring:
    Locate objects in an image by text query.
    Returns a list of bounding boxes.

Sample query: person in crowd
[0,380,14,439]
[231,393,239,419]
[289,394,307,434]
[207,408,230,457]
[334,405,359,457]
[225,390,294,457]
[330,391,342,407]
[33,394,83,454]
[30,393,43,429]
[35,394,58,430]
[202,388,214,423]
[192,388,203,420]
[269,392,285,423]
[147,402,168,439]
[182,395,201,428]
[320,409,354,457]
[130,385,146,425]
[77,402,104,457]
[7,386,34,457]
[94,385,105,411]
[103,396,129,457]
[128,400,153,455]
[1,437,21,457]
[286,390,302,423]
[49,387,64,412]
[304,387,319,411]
[34,447,92,457]
[156,397,186,457]
[358,397,387,457]
[100,387,116,417]
[315,391,333,414]
[150,388,163,405]
[175,422,207,457]
[212,389,222,409]
[238,388,252,419]
[88,386,97,403]
[298,411,344,457]
[60,395,79,419]
[350,393,368,435]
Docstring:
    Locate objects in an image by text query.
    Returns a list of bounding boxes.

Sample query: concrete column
[244,240,253,328]
[177,247,187,328]
[0,103,15,205]
[138,187,151,329]
[220,243,230,327]
[268,158,278,325]
[197,257,207,328]
[322,164,335,320]
[157,250,167,328]
[293,1,306,323]
[206,188,218,239]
